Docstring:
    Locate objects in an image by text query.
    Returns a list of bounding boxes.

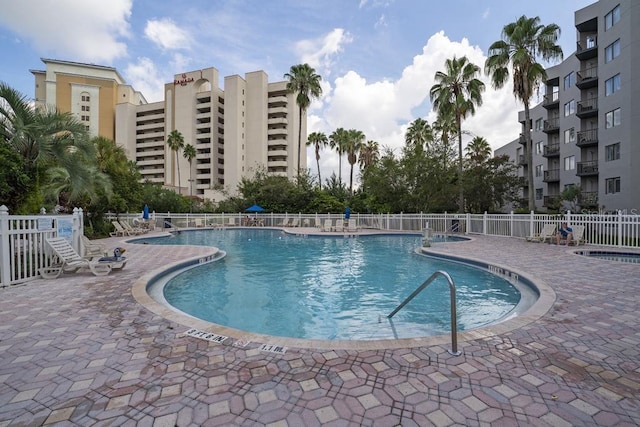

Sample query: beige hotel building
[31,58,305,201]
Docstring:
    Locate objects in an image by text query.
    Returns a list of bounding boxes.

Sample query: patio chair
[120,221,145,235]
[290,218,299,227]
[527,224,556,243]
[321,219,333,232]
[40,237,127,279]
[110,221,130,237]
[347,218,359,233]
[81,235,108,259]
[334,220,344,232]
[566,225,586,246]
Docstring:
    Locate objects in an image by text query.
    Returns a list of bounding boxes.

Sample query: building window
[564,155,575,171]
[605,39,620,63]
[535,164,543,177]
[81,95,90,102]
[563,72,575,90]
[564,100,575,117]
[535,118,543,131]
[605,143,620,161]
[605,5,621,30]
[564,128,575,144]
[605,177,621,194]
[605,74,621,96]
[535,188,543,200]
[605,108,621,129]
[535,141,543,154]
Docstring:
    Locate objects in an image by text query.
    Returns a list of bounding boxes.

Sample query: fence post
[509,211,514,237]
[483,212,487,235]
[618,211,623,247]
[530,211,535,239]
[0,205,10,286]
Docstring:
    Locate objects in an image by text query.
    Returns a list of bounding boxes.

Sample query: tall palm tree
[284,64,323,178]
[465,136,492,165]
[329,127,348,186]
[405,118,432,152]
[166,129,185,193]
[430,56,485,213]
[306,131,328,189]
[485,15,562,211]
[345,129,365,196]
[183,143,196,212]
[358,140,380,170]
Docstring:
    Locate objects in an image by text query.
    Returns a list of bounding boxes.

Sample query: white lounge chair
[41,237,127,279]
[290,218,299,227]
[81,235,108,259]
[347,219,359,232]
[321,219,333,232]
[334,220,344,232]
[110,221,129,237]
[566,225,586,246]
[527,224,556,243]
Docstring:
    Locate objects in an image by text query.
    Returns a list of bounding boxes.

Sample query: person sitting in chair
[556,222,573,245]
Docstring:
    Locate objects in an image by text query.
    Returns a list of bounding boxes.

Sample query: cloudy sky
[0,0,594,185]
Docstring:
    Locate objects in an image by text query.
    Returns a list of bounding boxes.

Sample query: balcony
[577,160,598,176]
[576,98,598,118]
[542,92,559,109]
[576,66,598,89]
[543,169,560,182]
[580,191,598,207]
[543,144,560,158]
[518,133,527,145]
[543,118,559,133]
[577,129,598,147]
[576,36,597,60]
[517,155,526,166]
[543,195,561,207]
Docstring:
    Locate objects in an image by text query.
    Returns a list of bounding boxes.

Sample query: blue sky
[0,0,594,182]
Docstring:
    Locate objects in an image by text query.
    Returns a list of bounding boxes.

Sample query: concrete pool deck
[1,229,639,425]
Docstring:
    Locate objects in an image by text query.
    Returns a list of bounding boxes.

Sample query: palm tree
[166,129,185,193]
[430,56,485,213]
[284,64,323,177]
[485,15,562,211]
[306,131,328,189]
[405,118,432,152]
[183,143,196,212]
[345,129,365,196]
[465,136,492,165]
[358,140,380,170]
[329,127,348,186]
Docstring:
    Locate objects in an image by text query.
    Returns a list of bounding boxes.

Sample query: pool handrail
[388,270,461,356]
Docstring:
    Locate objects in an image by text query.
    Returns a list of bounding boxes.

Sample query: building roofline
[40,58,127,83]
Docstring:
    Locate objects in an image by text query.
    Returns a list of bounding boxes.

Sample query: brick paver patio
[1,230,639,426]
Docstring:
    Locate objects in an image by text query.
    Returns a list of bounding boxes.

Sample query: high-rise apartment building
[495,0,639,213]
[31,59,305,201]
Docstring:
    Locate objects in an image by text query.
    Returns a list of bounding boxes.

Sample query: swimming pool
[137,229,532,341]
[575,250,640,264]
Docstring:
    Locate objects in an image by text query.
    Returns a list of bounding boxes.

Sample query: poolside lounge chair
[81,235,108,259]
[566,225,586,246]
[40,237,127,279]
[347,219,359,232]
[289,218,299,227]
[527,224,556,243]
[120,221,145,235]
[110,221,130,237]
[334,220,344,232]
[226,217,236,227]
[321,219,333,232]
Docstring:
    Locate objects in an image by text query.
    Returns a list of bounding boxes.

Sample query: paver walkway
[0,231,639,426]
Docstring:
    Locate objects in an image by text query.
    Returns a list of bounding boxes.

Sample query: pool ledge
[132,241,557,352]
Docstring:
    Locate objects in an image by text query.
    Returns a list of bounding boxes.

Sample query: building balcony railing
[576,66,598,89]
[576,37,597,60]
[517,154,526,166]
[543,144,560,157]
[580,191,598,207]
[577,160,598,176]
[543,118,559,133]
[542,91,559,109]
[543,169,560,182]
[577,129,598,147]
[543,195,561,207]
[577,98,598,118]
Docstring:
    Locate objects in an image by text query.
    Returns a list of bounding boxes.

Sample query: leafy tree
[345,129,365,196]
[463,154,522,213]
[166,129,185,192]
[485,15,563,211]
[405,118,432,152]
[0,142,31,212]
[306,131,328,189]
[329,127,348,186]
[284,64,323,177]
[358,140,380,170]
[430,56,485,213]
[561,184,582,213]
[465,136,492,166]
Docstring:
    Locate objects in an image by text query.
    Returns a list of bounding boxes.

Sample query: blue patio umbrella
[245,204,265,213]
[143,204,150,220]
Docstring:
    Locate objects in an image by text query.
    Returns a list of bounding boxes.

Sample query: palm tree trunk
[457,116,464,213]
[297,106,303,179]
[524,102,535,211]
[316,152,322,190]
[175,152,181,194]
[349,164,354,196]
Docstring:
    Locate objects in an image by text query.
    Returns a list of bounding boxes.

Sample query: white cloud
[295,29,353,76]
[144,18,192,51]
[0,0,131,62]
[124,57,165,103]
[308,31,521,188]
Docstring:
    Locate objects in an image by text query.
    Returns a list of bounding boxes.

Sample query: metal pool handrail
[388,270,461,356]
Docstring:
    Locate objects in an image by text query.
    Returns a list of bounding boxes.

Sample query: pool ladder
[388,270,461,356]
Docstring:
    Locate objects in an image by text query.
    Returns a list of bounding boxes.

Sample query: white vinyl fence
[2,206,639,287]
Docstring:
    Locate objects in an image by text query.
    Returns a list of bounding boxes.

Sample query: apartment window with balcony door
[605,108,621,129]
[535,164,543,177]
[535,118,542,131]
[535,141,543,154]
[605,74,620,96]
[605,5,620,30]
[563,72,575,90]
[564,100,575,117]
[605,39,620,63]
[564,155,575,171]
[564,128,575,144]
[535,188,543,200]
[605,177,620,194]
[605,143,620,161]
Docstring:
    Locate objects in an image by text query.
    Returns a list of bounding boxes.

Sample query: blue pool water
[576,250,640,264]
[137,229,523,340]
